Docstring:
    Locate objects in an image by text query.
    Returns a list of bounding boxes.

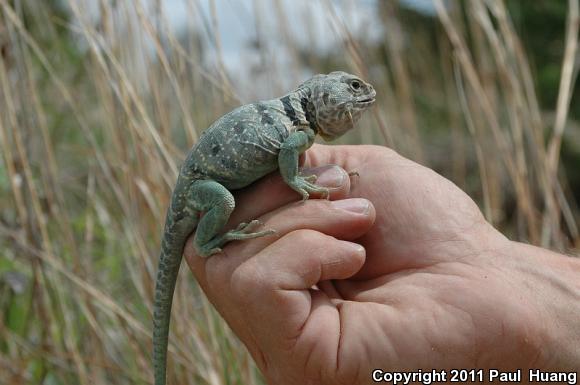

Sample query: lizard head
[299,71,376,140]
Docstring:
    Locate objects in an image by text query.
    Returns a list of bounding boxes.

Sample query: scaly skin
[153,71,376,385]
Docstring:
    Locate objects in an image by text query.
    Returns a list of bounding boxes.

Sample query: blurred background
[0,0,578,384]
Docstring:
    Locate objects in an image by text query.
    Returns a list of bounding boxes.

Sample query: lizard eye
[349,79,362,91]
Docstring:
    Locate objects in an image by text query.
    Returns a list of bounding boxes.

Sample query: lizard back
[183,101,297,190]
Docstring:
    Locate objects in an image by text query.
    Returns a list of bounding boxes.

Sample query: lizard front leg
[191,180,275,257]
[278,129,330,200]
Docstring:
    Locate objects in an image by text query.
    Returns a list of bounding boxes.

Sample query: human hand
[185,145,580,384]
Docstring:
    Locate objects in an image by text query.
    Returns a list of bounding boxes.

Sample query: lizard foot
[301,174,318,183]
[289,175,330,201]
[223,220,276,241]
[197,220,276,257]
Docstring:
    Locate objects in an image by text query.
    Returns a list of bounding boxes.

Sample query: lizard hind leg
[191,180,275,258]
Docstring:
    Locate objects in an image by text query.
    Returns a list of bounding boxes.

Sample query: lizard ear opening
[322,92,330,106]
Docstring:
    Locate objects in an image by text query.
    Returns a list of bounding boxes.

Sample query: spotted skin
[153,71,376,385]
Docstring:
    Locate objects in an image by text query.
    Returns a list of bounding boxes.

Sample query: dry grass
[0,0,578,384]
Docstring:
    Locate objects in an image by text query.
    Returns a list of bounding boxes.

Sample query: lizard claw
[224,220,275,241]
[196,220,275,257]
[302,174,318,183]
[233,220,265,232]
[234,221,248,231]
[237,219,264,233]
[290,175,330,201]
[198,247,222,258]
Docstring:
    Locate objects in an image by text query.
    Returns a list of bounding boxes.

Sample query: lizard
[153,71,376,385]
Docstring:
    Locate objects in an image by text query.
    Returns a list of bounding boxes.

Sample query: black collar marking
[300,97,317,132]
[280,95,299,126]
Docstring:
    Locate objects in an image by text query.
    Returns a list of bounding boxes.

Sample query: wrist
[502,240,580,370]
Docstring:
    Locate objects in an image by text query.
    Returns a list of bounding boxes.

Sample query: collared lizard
[153,71,376,385]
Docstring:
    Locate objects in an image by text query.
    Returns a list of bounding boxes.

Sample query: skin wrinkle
[334,264,482,368]
[263,233,363,382]
[412,235,482,264]
[229,259,269,306]
[322,258,354,275]
[269,235,326,348]
[364,303,400,366]
[291,294,334,384]
[368,188,492,271]
[335,302,360,383]
[434,299,478,363]
[335,301,345,375]
[203,253,272,374]
[334,302,362,381]
[416,306,443,363]
[498,255,580,367]
[462,266,540,362]
[313,304,341,384]
[397,309,441,367]
[315,280,334,297]
[348,354,362,385]
[250,328,270,373]
[180,143,580,382]
[526,262,580,299]
[300,337,317,378]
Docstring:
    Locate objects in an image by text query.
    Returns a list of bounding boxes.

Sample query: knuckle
[363,144,399,159]
[282,230,335,257]
[229,262,266,303]
[283,229,326,245]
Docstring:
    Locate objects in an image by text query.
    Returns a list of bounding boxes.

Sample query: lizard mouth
[355,97,376,107]
[355,90,377,107]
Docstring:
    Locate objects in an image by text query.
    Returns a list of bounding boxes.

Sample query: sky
[150,0,435,94]
[161,0,383,70]
[69,0,435,97]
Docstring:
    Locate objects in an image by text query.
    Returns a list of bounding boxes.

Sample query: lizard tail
[153,206,198,385]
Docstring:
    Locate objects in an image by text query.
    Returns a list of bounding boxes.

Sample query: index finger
[222,143,388,228]
[185,145,354,286]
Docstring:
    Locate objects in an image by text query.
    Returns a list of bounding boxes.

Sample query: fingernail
[331,198,370,215]
[302,165,346,188]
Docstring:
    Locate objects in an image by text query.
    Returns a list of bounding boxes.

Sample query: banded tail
[153,198,198,385]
